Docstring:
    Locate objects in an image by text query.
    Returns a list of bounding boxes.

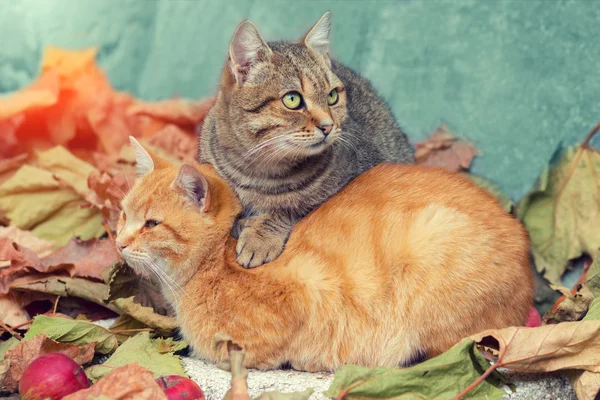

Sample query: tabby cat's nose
[318,123,333,136]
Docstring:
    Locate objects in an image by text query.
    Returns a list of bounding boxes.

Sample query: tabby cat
[117,137,533,371]
[199,12,414,268]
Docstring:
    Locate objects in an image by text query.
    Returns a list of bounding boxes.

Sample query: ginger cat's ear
[228,21,272,85]
[302,11,332,63]
[129,136,155,178]
[172,164,211,212]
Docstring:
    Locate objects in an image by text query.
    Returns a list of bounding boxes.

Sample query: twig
[0,319,22,340]
[8,319,34,330]
[109,328,154,334]
[52,295,60,315]
[582,121,600,148]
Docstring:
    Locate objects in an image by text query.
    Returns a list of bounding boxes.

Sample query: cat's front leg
[235,212,295,268]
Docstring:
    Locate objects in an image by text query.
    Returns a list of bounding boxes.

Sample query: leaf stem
[0,319,22,340]
[52,295,60,314]
[451,362,500,399]
[110,328,154,334]
[582,122,600,148]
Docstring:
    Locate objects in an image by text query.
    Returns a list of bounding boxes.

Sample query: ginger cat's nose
[116,242,128,253]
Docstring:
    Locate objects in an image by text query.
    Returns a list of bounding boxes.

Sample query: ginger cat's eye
[327,89,339,106]
[144,219,160,228]
[282,91,302,110]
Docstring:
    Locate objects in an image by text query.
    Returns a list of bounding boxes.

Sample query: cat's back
[282,164,532,363]
[331,61,414,164]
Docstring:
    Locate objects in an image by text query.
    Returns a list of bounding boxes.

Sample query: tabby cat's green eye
[327,89,339,106]
[282,92,303,110]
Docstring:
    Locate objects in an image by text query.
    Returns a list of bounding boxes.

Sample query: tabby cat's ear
[129,136,154,178]
[228,21,272,85]
[172,164,211,212]
[302,11,332,62]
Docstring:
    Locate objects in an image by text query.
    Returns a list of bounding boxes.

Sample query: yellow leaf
[36,146,96,197]
[0,147,104,247]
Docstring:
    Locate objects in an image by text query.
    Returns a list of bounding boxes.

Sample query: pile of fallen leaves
[1,46,600,399]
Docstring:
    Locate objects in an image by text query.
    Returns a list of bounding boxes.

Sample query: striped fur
[116,145,533,372]
[199,13,414,268]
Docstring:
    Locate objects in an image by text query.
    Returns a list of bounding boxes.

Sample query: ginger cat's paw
[235,216,286,268]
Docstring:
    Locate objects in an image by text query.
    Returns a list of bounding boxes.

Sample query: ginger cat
[116,137,533,372]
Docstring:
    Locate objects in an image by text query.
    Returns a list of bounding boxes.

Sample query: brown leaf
[0,292,32,326]
[145,125,198,164]
[0,237,119,294]
[0,225,55,268]
[568,370,600,400]
[216,336,252,400]
[1,334,94,393]
[41,237,119,281]
[86,171,129,232]
[414,124,480,172]
[63,363,167,400]
[127,97,215,127]
[471,320,600,374]
[543,284,595,324]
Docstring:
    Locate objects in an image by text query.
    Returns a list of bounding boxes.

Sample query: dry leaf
[1,334,94,393]
[471,320,600,373]
[414,124,480,172]
[63,363,167,400]
[0,237,118,294]
[86,171,129,232]
[0,161,104,246]
[0,154,29,186]
[518,138,600,285]
[0,292,30,326]
[145,125,198,164]
[0,225,55,268]
[127,97,215,127]
[543,284,595,324]
[568,370,600,400]
[216,336,251,400]
[110,296,176,335]
[215,335,314,400]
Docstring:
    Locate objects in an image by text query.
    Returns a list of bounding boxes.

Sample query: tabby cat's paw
[235,225,285,268]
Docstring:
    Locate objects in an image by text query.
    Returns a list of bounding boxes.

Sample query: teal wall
[1,0,599,201]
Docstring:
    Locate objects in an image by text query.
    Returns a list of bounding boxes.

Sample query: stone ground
[183,357,576,400]
[95,315,576,399]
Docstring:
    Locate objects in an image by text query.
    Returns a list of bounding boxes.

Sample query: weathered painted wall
[1,0,598,200]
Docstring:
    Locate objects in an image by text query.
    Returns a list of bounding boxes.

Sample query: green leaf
[0,337,19,361]
[85,331,187,382]
[585,258,600,297]
[24,315,118,354]
[583,298,600,321]
[464,173,514,213]
[517,144,600,285]
[324,339,505,400]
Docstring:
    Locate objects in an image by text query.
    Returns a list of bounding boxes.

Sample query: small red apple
[19,353,90,400]
[156,375,205,400]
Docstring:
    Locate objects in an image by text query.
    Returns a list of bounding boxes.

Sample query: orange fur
[117,144,533,372]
